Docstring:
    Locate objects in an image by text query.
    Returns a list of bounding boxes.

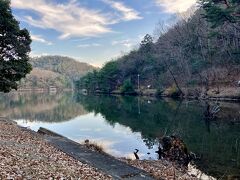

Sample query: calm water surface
[0,92,240,178]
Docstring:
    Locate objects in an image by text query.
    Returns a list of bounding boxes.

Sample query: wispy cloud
[71,38,91,42]
[31,34,53,45]
[154,0,197,13]
[78,43,101,48]
[11,0,142,39]
[112,39,134,48]
[102,0,142,21]
[30,51,49,57]
[12,0,112,39]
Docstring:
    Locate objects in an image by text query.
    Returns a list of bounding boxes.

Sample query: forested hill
[76,6,240,99]
[19,56,96,90]
[31,56,96,81]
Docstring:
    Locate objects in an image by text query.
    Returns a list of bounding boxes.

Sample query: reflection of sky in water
[16,113,216,180]
[6,92,240,179]
[15,113,159,160]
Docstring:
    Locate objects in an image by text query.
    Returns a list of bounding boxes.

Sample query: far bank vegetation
[18,56,96,91]
[76,4,240,99]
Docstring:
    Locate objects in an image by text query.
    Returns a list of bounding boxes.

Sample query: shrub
[120,79,136,95]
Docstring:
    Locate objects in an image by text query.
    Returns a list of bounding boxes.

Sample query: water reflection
[0,92,87,122]
[75,95,240,178]
[0,92,239,179]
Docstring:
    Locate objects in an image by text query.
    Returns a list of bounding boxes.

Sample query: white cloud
[71,37,91,42]
[78,43,101,48]
[31,34,53,45]
[102,0,142,21]
[155,0,197,13]
[112,39,134,48]
[30,51,49,57]
[11,0,142,39]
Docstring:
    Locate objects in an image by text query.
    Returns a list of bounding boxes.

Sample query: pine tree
[199,0,240,28]
[0,0,32,92]
[140,34,154,53]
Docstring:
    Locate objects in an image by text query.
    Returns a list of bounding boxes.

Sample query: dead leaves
[0,120,112,180]
[120,158,197,180]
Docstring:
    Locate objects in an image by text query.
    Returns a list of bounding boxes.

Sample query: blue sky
[11,0,197,67]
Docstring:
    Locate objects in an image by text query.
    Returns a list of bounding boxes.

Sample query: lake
[0,92,240,179]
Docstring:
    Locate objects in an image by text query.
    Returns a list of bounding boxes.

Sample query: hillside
[31,56,96,81]
[76,8,240,99]
[19,68,71,90]
[19,56,96,90]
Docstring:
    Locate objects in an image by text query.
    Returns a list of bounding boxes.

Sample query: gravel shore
[0,119,112,179]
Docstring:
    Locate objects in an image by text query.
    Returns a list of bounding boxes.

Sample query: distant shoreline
[84,86,240,102]
[6,87,240,102]
[16,88,74,92]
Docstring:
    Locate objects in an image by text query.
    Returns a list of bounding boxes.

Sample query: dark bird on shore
[155,146,165,160]
[134,149,139,160]
[147,152,150,155]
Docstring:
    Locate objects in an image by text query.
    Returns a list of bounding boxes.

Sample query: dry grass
[83,140,105,153]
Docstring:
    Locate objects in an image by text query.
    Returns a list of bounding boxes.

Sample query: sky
[11,0,197,67]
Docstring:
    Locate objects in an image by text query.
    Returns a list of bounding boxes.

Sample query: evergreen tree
[140,34,154,53]
[0,0,32,92]
[121,79,136,94]
[199,0,240,28]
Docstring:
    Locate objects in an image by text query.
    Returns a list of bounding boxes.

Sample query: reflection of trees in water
[76,94,240,178]
[1,92,239,177]
[0,92,87,122]
[203,102,220,133]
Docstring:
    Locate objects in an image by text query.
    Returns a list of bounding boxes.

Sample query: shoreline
[17,88,74,92]
[0,118,111,179]
[4,86,240,102]
[87,86,240,102]
[0,118,198,180]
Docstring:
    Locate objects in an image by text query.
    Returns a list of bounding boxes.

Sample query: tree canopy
[76,6,240,96]
[0,0,32,92]
[199,0,240,28]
